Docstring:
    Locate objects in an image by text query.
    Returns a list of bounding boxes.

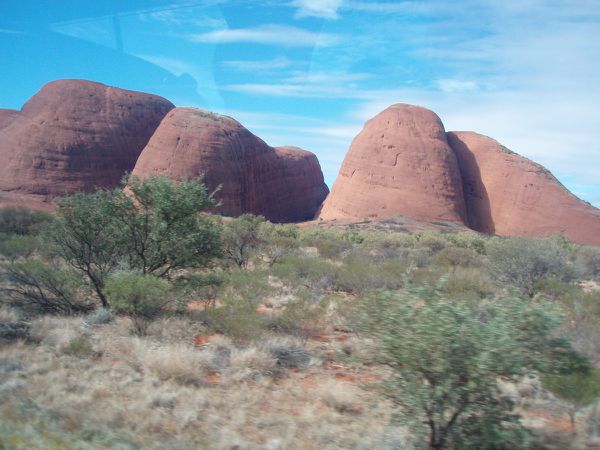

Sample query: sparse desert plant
[0,206,53,235]
[358,287,570,449]
[259,222,299,266]
[271,254,338,297]
[433,246,481,268]
[0,234,38,262]
[2,259,91,314]
[105,271,171,335]
[542,369,600,434]
[221,214,266,268]
[62,335,94,358]
[574,245,600,279]
[204,299,268,341]
[83,307,115,326]
[443,267,495,299]
[0,310,30,342]
[263,337,312,369]
[487,236,572,297]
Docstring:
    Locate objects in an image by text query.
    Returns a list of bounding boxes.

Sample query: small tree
[487,236,571,297]
[2,260,91,314]
[48,176,221,307]
[105,271,171,335]
[221,214,266,268]
[357,287,567,449]
[542,369,600,434]
[49,190,126,307]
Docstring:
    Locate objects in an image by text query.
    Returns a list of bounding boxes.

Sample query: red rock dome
[131,108,328,222]
[318,104,467,225]
[447,131,600,245]
[0,79,174,197]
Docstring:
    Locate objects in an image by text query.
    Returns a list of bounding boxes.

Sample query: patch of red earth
[524,409,574,434]
[203,371,221,385]
[193,334,214,347]
[255,305,273,316]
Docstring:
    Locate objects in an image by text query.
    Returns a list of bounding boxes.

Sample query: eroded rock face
[0,79,174,197]
[318,104,467,225]
[131,108,329,222]
[0,109,19,129]
[447,131,600,245]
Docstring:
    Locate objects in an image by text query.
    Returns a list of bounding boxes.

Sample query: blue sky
[2,0,600,207]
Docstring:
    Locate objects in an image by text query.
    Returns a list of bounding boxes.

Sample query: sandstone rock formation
[447,131,600,245]
[0,109,18,129]
[0,79,174,198]
[318,104,467,225]
[131,108,329,222]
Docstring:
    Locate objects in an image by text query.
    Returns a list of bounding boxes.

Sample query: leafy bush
[62,335,94,358]
[204,300,268,341]
[487,237,572,297]
[433,246,481,268]
[0,235,38,262]
[357,287,568,449]
[2,260,91,314]
[83,307,115,326]
[105,272,171,335]
[573,245,600,279]
[271,254,339,297]
[443,267,495,299]
[259,222,299,266]
[0,206,53,235]
[221,214,266,268]
[49,176,221,308]
[542,369,600,434]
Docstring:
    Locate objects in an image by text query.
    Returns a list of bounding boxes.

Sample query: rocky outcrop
[0,109,18,129]
[447,131,600,245]
[318,104,467,225]
[0,79,174,197]
[130,108,328,222]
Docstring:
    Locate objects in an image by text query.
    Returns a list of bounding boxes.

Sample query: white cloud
[191,24,340,47]
[435,79,479,93]
[222,57,296,72]
[292,0,343,19]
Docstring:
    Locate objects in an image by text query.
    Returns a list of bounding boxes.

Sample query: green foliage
[443,267,495,299]
[573,245,600,279]
[49,176,221,307]
[433,246,481,268]
[49,189,126,308]
[1,260,90,314]
[119,175,221,277]
[174,271,225,309]
[334,251,406,294]
[204,299,267,341]
[487,236,572,297]
[271,254,338,297]
[105,271,171,335]
[259,222,299,266]
[221,214,267,268]
[357,287,566,449]
[0,206,53,235]
[0,234,38,262]
[62,335,94,358]
[542,369,600,433]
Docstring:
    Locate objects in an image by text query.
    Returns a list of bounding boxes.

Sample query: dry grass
[0,311,405,449]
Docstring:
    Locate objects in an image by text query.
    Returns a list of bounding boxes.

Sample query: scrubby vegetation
[1,177,599,449]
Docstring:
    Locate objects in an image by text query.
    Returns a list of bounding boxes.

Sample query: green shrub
[271,255,339,297]
[0,206,53,235]
[542,369,600,434]
[357,287,567,449]
[259,222,299,266]
[105,272,171,335]
[416,230,448,253]
[221,214,266,268]
[487,236,572,297]
[83,308,115,326]
[62,335,94,358]
[0,235,38,262]
[2,260,90,314]
[204,300,267,341]
[573,245,600,279]
[433,246,481,268]
[443,267,495,299]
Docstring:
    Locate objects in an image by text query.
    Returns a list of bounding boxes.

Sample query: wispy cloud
[435,79,480,93]
[222,57,297,72]
[190,24,341,47]
[292,0,343,19]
